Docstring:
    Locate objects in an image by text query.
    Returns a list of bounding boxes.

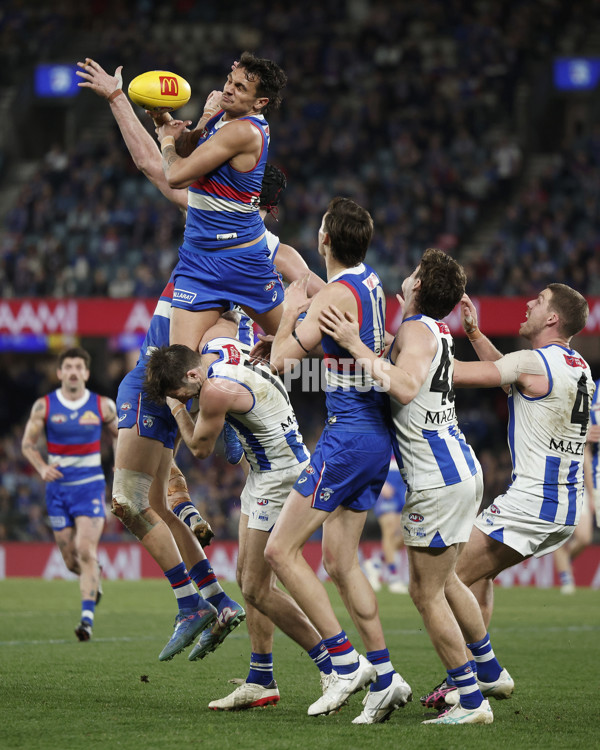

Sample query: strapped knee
[112,468,155,540]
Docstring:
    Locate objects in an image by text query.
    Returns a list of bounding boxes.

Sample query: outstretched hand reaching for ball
[76,58,123,99]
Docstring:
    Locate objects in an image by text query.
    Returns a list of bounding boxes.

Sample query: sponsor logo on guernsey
[408,513,424,523]
[425,406,456,425]
[563,354,587,369]
[264,281,276,292]
[216,232,238,241]
[489,504,501,515]
[362,272,379,291]
[436,321,451,334]
[79,410,101,426]
[142,416,154,428]
[257,499,269,506]
[549,438,585,455]
[120,402,132,411]
[50,414,67,424]
[173,289,197,304]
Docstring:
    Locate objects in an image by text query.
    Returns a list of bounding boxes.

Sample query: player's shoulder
[30,395,48,417]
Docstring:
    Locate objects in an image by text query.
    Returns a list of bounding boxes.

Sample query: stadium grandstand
[0,0,598,560]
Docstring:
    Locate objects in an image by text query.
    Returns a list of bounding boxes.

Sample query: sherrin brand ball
[127,70,191,111]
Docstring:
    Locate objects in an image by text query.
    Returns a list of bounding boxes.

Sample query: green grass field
[1,579,597,750]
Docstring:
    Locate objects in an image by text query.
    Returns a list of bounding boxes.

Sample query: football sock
[323,631,359,675]
[308,641,333,674]
[559,570,574,587]
[247,652,274,686]
[447,662,483,709]
[164,562,200,611]
[189,558,226,608]
[367,648,394,691]
[81,599,95,626]
[386,563,398,581]
[467,633,502,683]
[172,501,200,529]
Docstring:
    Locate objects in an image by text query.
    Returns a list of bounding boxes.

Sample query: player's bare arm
[454,349,548,396]
[100,396,119,452]
[21,398,63,482]
[274,243,325,296]
[77,58,189,211]
[168,380,250,459]
[271,278,354,372]
[321,309,435,404]
[460,293,504,361]
[157,118,263,189]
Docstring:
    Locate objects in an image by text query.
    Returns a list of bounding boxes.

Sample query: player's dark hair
[143,345,201,404]
[547,283,589,338]
[323,197,374,267]
[58,347,91,369]
[260,164,287,213]
[239,51,287,114]
[415,248,467,320]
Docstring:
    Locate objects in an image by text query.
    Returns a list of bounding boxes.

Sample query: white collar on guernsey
[328,263,366,284]
[214,113,265,130]
[56,389,90,411]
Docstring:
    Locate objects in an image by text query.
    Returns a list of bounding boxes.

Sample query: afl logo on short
[257,499,269,506]
[305,466,315,475]
[264,281,275,292]
[120,402,132,411]
[489,504,501,515]
[51,414,67,423]
[408,513,424,523]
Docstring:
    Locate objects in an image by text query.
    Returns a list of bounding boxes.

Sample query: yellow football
[127,70,191,111]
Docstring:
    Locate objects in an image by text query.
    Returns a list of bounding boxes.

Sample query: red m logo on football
[159,76,179,96]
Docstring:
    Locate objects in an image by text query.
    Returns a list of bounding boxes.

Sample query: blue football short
[293,427,391,512]
[46,479,106,531]
[172,238,285,314]
[374,469,407,517]
[116,367,178,450]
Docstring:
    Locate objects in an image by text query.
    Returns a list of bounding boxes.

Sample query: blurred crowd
[1,0,598,540]
[2,0,598,298]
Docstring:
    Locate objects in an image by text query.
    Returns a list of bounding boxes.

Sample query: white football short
[474,488,575,558]
[402,471,483,548]
[241,460,309,532]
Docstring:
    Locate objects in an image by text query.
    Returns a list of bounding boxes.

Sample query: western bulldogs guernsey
[202,337,310,473]
[390,315,479,492]
[45,389,105,486]
[182,111,269,253]
[506,345,594,525]
[323,263,388,432]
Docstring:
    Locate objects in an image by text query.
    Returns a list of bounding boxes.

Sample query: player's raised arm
[76,58,188,210]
